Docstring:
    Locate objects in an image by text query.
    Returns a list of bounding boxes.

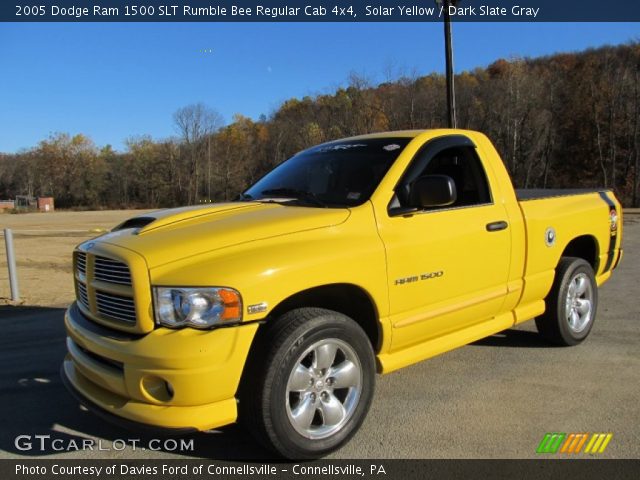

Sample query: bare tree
[173,103,224,203]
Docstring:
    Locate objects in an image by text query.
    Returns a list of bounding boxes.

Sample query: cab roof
[334,129,477,141]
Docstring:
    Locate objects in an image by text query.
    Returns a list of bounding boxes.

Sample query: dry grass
[0,210,151,307]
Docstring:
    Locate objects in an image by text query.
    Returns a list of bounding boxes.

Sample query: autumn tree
[2,43,639,208]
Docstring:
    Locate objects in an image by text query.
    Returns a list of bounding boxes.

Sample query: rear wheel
[535,257,598,346]
[240,308,375,459]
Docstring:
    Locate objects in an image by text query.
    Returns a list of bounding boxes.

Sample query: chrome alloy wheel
[285,338,362,440]
[565,272,594,333]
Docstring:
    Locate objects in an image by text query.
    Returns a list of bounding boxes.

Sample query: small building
[37,197,54,212]
[10,195,55,212]
[0,200,15,211]
[15,195,36,209]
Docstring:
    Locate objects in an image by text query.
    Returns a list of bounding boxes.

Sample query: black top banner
[3,0,640,22]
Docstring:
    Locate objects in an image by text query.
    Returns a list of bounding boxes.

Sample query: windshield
[243,137,411,207]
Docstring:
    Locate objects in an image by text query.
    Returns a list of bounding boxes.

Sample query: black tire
[535,257,598,346]
[239,308,375,459]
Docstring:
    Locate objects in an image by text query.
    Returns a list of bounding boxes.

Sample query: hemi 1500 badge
[395,271,444,285]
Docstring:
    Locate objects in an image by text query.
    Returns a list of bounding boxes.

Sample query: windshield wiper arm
[260,188,327,207]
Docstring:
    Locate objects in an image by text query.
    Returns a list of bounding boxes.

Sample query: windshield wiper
[260,188,327,207]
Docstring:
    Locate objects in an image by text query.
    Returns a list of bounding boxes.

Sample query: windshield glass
[243,137,411,207]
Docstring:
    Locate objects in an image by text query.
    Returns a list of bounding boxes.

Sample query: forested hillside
[1,42,638,208]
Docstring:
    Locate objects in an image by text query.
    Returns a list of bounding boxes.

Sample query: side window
[419,146,491,208]
[389,137,493,214]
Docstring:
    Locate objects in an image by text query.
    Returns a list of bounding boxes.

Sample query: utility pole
[436,0,458,128]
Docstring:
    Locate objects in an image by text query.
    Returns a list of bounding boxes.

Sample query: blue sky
[0,22,638,153]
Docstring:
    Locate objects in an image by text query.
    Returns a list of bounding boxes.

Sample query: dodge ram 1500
[61,129,623,458]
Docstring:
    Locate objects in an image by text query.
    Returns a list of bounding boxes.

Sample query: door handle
[486,221,508,232]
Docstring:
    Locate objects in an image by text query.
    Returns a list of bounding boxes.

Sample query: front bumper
[62,303,259,431]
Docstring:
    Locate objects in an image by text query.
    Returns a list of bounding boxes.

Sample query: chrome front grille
[76,252,87,277]
[77,282,89,309]
[94,256,132,285]
[96,291,136,324]
[74,251,138,330]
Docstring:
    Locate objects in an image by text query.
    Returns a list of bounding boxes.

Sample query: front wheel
[535,257,598,346]
[240,308,375,459]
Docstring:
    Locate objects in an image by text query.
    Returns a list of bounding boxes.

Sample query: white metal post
[4,228,20,301]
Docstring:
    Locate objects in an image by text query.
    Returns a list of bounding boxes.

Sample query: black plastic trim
[72,339,124,372]
[517,188,612,201]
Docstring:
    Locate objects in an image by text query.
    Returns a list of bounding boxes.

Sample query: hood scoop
[113,216,156,231]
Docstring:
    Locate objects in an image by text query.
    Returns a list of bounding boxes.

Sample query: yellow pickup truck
[61,129,622,458]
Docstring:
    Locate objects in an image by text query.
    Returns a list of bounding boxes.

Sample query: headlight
[152,287,242,329]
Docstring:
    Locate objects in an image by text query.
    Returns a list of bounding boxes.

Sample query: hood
[93,202,351,268]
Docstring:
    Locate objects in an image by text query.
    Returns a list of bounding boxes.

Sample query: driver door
[377,136,511,352]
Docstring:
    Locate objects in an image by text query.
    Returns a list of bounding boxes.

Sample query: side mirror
[408,174,457,208]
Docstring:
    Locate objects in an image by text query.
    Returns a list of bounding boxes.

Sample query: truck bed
[516,189,609,201]
[515,187,620,305]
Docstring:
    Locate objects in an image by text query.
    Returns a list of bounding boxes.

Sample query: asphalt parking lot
[0,219,638,460]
